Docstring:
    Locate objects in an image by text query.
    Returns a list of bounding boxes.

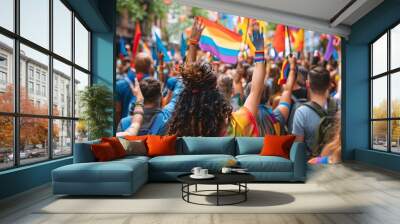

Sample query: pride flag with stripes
[198,17,242,64]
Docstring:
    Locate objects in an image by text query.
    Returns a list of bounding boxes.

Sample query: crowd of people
[115,18,342,164]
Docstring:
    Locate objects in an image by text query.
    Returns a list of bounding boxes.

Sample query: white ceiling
[177,0,384,38]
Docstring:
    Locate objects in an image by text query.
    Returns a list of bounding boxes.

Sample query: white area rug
[38,183,361,214]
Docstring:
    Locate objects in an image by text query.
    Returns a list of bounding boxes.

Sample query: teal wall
[0,0,116,200]
[344,0,400,171]
[0,158,72,199]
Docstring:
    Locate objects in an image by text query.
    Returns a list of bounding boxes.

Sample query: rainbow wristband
[254,50,265,63]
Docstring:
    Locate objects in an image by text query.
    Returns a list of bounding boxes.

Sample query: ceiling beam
[177,0,351,37]
[330,0,368,27]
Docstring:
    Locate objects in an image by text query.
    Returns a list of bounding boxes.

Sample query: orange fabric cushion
[101,137,126,158]
[91,142,117,162]
[146,135,177,157]
[125,135,148,142]
[260,135,296,159]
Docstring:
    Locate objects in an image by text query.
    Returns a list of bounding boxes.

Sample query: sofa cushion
[260,135,296,159]
[235,137,264,155]
[236,155,293,172]
[149,154,235,172]
[101,137,127,158]
[91,142,118,162]
[147,135,177,157]
[119,138,147,156]
[73,140,100,163]
[178,137,235,155]
[53,158,147,183]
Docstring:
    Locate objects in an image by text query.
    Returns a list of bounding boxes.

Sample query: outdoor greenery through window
[371,23,400,153]
[0,0,91,170]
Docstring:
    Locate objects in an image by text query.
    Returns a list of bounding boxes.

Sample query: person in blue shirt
[117,76,183,136]
[115,53,153,126]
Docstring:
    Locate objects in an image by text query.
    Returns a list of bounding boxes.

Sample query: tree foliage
[372,99,400,140]
[117,0,168,21]
[0,85,58,151]
[79,84,113,140]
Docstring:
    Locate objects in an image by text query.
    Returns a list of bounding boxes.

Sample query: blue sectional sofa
[52,137,306,196]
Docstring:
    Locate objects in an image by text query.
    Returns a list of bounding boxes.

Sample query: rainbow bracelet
[254,50,265,63]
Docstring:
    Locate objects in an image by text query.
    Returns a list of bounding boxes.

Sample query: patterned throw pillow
[119,138,147,156]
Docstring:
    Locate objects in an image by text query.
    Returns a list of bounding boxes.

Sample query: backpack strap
[303,101,327,118]
[326,97,338,117]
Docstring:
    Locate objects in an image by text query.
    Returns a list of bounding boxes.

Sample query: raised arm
[276,55,297,122]
[243,23,266,117]
[116,78,144,137]
[186,17,204,64]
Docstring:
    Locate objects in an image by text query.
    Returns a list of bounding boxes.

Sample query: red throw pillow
[101,137,126,158]
[91,142,117,162]
[146,135,177,157]
[260,135,296,159]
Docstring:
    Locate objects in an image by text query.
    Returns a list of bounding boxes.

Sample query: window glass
[53,0,72,60]
[0,35,14,112]
[20,0,49,49]
[75,120,88,143]
[391,120,400,153]
[372,33,387,76]
[53,119,72,157]
[74,69,89,118]
[391,24,400,70]
[74,18,89,70]
[20,117,49,165]
[0,0,14,31]
[391,72,400,118]
[372,121,388,151]
[20,44,49,115]
[53,59,72,117]
[0,116,14,170]
[372,77,387,119]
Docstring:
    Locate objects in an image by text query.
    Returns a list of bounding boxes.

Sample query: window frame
[0,0,92,171]
[370,21,400,154]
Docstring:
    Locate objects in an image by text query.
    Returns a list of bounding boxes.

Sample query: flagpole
[285,26,292,56]
[243,18,250,59]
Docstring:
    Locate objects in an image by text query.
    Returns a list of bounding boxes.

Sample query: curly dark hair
[167,62,232,136]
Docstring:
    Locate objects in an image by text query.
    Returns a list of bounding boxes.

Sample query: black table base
[181,183,249,206]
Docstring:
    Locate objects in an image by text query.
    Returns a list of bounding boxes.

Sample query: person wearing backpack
[117,76,184,136]
[291,65,339,158]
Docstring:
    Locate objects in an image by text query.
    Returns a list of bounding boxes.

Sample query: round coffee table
[177,173,255,206]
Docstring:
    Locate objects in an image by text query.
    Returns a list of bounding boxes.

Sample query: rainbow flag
[199,17,242,64]
[278,59,290,85]
[279,59,297,85]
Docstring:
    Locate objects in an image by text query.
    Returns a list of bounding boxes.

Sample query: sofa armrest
[289,142,307,182]
[73,140,100,163]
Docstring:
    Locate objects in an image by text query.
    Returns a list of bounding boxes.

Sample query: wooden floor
[1,162,400,224]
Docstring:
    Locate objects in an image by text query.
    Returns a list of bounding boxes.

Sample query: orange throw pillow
[101,137,126,158]
[146,135,177,157]
[260,135,296,159]
[125,135,148,142]
[91,142,117,162]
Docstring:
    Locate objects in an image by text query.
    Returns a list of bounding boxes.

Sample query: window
[0,0,14,32]
[28,81,34,94]
[0,34,13,112]
[370,23,400,154]
[20,0,49,48]
[74,18,90,70]
[53,0,72,60]
[0,0,91,170]
[53,59,72,117]
[28,67,34,80]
